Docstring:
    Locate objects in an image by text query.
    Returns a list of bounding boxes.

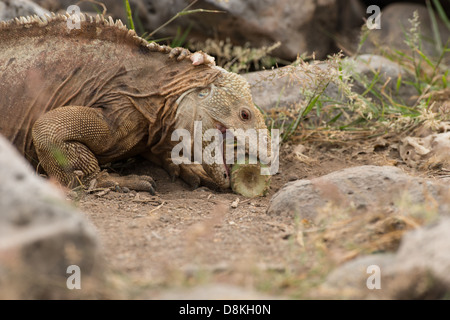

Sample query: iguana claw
[151,154,220,191]
[95,171,156,195]
[168,47,191,61]
[179,164,221,191]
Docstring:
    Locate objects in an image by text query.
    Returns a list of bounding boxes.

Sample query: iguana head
[174,67,270,189]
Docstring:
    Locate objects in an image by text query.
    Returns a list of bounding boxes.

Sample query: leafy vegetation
[123,0,135,31]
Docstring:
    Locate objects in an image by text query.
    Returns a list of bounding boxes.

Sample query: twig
[239,198,253,204]
[88,187,113,193]
[148,0,224,38]
[75,0,107,16]
[132,199,161,204]
[149,201,165,214]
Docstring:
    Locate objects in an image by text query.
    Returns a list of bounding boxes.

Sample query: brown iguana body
[0,13,268,193]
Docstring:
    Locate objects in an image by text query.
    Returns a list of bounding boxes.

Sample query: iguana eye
[240,108,251,121]
[198,88,210,98]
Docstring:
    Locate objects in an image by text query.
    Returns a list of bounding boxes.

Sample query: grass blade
[426,0,442,52]
[415,48,435,68]
[123,0,135,30]
[432,0,450,30]
[148,0,224,39]
[327,112,343,125]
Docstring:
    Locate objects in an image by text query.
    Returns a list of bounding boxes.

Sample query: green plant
[264,3,450,143]
[361,6,449,128]
[123,0,135,31]
[146,0,222,43]
[170,25,192,48]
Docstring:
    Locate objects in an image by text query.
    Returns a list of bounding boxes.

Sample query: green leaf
[426,0,442,52]
[328,112,343,125]
[396,73,402,94]
[123,0,135,31]
[301,94,320,118]
[149,5,224,38]
[171,25,192,47]
[416,49,435,68]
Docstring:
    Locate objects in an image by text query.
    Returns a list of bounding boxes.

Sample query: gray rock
[0,0,49,21]
[267,179,324,220]
[242,62,342,112]
[0,135,102,299]
[243,54,418,112]
[352,54,418,105]
[318,218,450,299]
[319,253,395,298]
[195,0,339,61]
[393,217,450,287]
[355,55,404,79]
[267,165,449,220]
[336,0,365,32]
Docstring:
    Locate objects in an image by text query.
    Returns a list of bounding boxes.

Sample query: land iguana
[0,13,269,194]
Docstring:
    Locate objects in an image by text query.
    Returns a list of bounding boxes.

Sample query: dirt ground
[72,132,436,299]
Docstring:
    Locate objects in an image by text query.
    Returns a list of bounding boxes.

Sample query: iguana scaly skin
[0,13,269,193]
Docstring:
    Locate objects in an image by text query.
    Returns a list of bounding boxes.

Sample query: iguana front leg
[144,151,220,191]
[32,106,156,194]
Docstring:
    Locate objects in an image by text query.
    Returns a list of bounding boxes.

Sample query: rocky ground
[1,0,450,300]
[3,127,448,299]
[76,130,449,299]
